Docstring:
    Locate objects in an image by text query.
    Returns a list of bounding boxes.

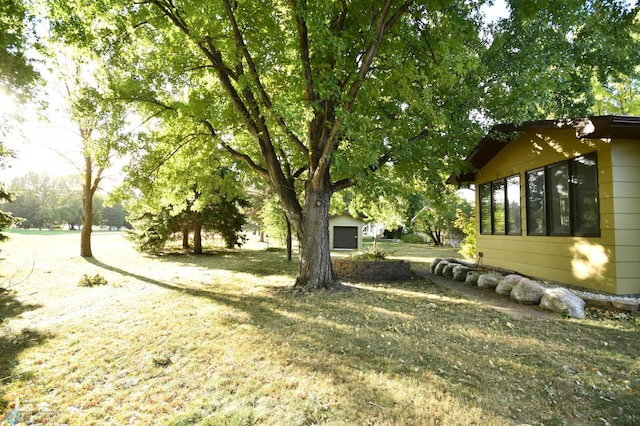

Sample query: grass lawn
[1,231,638,425]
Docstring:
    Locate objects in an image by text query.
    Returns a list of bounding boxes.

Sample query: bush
[350,247,388,261]
[78,273,108,287]
[401,233,424,244]
[455,209,476,259]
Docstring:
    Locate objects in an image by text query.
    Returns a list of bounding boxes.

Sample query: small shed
[329,214,364,250]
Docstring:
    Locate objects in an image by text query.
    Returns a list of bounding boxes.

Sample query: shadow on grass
[0,290,50,412]
[129,248,300,278]
[83,254,640,423]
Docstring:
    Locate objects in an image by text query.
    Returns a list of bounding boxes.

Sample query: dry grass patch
[1,232,639,425]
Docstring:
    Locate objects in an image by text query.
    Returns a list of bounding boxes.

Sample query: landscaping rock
[540,288,586,319]
[612,298,639,312]
[477,273,501,289]
[430,258,444,274]
[434,260,449,276]
[495,274,523,296]
[443,263,456,279]
[584,297,614,309]
[465,271,481,286]
[510,278,546,305]
[452,265,471,281]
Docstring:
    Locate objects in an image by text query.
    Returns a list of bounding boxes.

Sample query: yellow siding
[612,140,640,294]
[474,128,640,294]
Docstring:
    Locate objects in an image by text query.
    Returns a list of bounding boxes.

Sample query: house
[329,214,364,250]
[448,116,640,295]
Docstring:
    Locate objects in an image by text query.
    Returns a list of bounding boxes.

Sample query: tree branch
[200,120,269,179]
[316,1,412,180]
[223,0,309,158]
[330,153,391,193]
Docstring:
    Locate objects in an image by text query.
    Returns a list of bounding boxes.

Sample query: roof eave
[447,115,640,185]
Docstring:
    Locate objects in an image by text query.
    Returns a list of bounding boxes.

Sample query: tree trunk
[193,220,202,255]
[285,216,292,262]
[292,183,345,292]
[182,223,190,249]
[80,156,94,257]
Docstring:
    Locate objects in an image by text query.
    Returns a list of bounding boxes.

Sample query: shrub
[350,247,388,261]
[78,273,108,287]
[455,209,476,259]
[401,233,424,244]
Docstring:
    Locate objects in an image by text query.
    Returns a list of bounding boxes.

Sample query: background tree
[0,184,18,243]
[127,197,246,254]
[592,75,640,116]
[6,172,56,229]
[2,172,96,229]
[49,0,640,291]
[113,111,249,254]
[259,194,290,247]
[101,202,128,230]
[62,73,129,256]
[409,190,472,246]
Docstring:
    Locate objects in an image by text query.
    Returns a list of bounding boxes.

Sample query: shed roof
[447,115,640,185]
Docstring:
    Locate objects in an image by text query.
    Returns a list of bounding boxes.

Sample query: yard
[1,231,638,425]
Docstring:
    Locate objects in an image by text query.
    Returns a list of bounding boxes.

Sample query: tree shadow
[82,256,640,423]
[0,290,49,412]
[134,248,299,278]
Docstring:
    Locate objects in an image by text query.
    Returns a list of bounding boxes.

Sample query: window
[548,162,570,235]
[480,183,492,234]
[479,174,521,235]
[525,152,599,237]
[506,175,522,235]
[526,169,546,235]
[492,180,505,234]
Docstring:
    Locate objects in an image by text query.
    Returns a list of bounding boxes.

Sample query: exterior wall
[475,128,640,295]
[611,141,640,294]
[329,215,363,250]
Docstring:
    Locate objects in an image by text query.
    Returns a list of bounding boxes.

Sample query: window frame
[525,152,600,238]
[478,174,521,236]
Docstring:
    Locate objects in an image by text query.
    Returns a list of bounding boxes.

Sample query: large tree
[49,0,640,291]
[42,43,130,256]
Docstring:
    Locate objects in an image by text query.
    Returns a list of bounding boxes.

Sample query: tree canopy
[47,0,640,290]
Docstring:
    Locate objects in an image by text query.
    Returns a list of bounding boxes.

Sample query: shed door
[334,226,358,249]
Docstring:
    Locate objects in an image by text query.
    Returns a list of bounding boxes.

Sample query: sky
[1,0,510,191]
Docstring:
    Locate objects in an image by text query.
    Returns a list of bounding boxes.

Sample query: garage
[329,214,364,250]
[333,226,358,249]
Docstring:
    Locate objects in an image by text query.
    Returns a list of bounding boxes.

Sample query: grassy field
[1,231,638,425]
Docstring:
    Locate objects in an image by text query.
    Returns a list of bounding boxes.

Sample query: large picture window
[479,174,521,235]
[525,152,599,237]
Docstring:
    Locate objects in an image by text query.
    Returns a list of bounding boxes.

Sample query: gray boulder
[540,288,586,319]
[495,274,523,296]
[443,263,456,279]
[434,260,449,276]
[430,258,444,274]
[511,278,546,305]
[477,273,501,289]
[452,265,472,281]
[611,298,639,312]
[465,271,481,285]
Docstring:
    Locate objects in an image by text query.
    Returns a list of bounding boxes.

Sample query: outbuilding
[329,214,364,250]
[448,115,640,295]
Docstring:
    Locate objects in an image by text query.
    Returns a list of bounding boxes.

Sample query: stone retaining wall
[333,258,411,282]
